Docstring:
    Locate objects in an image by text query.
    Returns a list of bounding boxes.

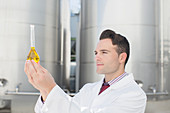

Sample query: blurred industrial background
[0,0,170,112]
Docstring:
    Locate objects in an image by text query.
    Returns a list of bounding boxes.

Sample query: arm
[24,60,83,113]
[24,60,56,101]
[36,84,98,113]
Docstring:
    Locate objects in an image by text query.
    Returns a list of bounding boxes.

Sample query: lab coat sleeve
[35,85,71,113]
[34,84,88,113]
[34,84,95,113]
[34,96,44,113]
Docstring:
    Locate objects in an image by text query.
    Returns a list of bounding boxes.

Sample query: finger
[31,60,40,72]
[30,60,45,77]
[26,70,33,82]
[24,61,27,74]
[28,78,39,89]
[25,61,35,85]
[25,60,34,79]
[25,60,31,77]
[25,61,42,91]
[26,60,38,79]
[28,76,41,91]
[38,63,48,73]
[24,60,30,75]
[31,60,47,74]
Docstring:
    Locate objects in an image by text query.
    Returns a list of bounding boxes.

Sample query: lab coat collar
[96,73,134,96]
[109,73,134,89]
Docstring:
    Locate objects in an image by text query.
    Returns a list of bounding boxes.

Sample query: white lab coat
[35,73,147,113]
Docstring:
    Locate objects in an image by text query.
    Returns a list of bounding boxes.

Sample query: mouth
[96,63,104,66]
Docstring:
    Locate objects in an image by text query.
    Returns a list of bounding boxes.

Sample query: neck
[104,70,125,82]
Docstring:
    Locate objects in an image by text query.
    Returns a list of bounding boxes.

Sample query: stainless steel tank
[80,0,156,90]
[0,0,70,112]
[79,0,170,112]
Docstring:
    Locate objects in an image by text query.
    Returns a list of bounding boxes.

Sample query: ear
[119,52,127,64]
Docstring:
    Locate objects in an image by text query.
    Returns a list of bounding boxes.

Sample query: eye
[94,51,97,55]
[102,51,108,54]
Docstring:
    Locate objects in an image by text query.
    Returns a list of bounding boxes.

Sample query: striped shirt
[98,72,128,94]
[105,72,128,86]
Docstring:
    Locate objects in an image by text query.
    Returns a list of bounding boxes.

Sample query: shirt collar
[103,72,128,86]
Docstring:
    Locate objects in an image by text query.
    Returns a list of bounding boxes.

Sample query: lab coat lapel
[92,78,104,96]
[100,73,134,95]
[91,73,134,107]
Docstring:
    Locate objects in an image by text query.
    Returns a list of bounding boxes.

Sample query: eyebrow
[94,49,111,53]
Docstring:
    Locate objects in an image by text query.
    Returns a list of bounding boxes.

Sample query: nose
[95,53,101,61]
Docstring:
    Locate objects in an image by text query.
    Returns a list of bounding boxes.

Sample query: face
[95,39,122,76]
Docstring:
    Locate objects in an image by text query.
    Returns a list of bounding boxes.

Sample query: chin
[96,70,103,74]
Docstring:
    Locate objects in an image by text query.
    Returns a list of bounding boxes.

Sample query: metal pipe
[60,0,71,90]
[5,91,40,96]
[7,89,168,97]
[146,91,168,96]
[5,90,76,97]
[76,10,81,93]
[159,0,164,92]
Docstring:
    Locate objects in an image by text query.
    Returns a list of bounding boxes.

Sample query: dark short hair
[99,29,130,66]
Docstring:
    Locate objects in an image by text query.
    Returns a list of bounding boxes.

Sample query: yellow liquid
[27,47,40,63]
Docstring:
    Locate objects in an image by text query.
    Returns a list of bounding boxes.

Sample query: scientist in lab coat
[25,29,147,113]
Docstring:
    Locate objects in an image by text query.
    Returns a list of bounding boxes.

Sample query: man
[25,29,147,113]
